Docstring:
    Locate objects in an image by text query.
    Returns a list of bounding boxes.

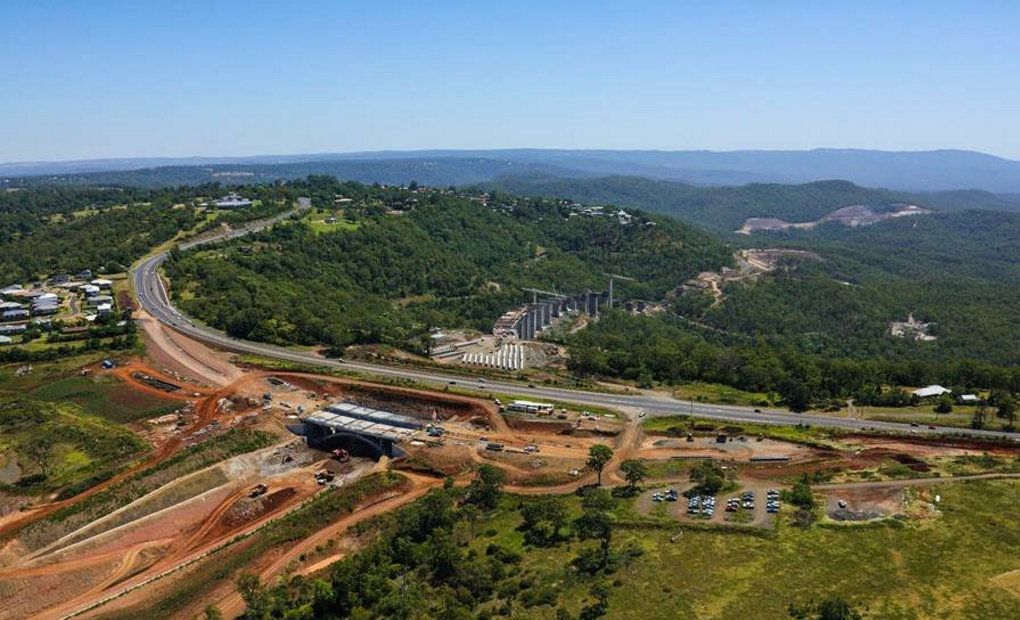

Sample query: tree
[817,598,862,620]
[204,606,223,620]
[934,394,953,414]
[464,464,505,510]
[520,497,568,546]
[574,489,616,571]
[236,572,264,616]
[779,378,811,413]
[689,460,725,495]
[619,459,648,488]
[996,394,1017,429]
[787,474,815,509]
[587,445,614,486]
[579,580,611,620]
[972,402,987,429]
[789,597,863,620]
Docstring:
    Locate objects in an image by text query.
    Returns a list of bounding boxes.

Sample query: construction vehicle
[426,425,444,437]
[315,470,335,485]
[330,448,351,463]
[249,483,268,498]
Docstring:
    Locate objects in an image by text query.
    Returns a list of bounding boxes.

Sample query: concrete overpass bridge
[302,402,424,459]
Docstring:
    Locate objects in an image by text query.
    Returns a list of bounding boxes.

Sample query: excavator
[330,448,350,463]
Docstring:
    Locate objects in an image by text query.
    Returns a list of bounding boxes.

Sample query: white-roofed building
[213,193,253,208]
[91,278,113,289]
[913,385,951,399]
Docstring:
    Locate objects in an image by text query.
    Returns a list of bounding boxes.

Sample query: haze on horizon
[2,1,1019,162]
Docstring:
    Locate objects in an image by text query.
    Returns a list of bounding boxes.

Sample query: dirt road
[206,473,440,619]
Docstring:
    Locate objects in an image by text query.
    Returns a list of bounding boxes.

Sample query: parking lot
[638,480,783,528]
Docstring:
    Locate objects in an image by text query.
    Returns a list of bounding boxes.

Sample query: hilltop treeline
[568,312,1020,410]
[0,184,292,282]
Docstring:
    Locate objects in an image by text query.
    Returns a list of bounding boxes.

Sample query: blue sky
[2,1,1019,161]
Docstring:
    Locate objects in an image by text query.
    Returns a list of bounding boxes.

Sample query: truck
[485,442,505,452]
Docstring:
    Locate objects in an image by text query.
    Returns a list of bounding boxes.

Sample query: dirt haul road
[206,473,439,620]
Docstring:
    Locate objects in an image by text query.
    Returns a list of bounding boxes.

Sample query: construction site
[432,275,655,372]
[1,305,1019,619]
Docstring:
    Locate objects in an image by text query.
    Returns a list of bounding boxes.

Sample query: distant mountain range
[482,175,1020,232]
[6,148,1020,193]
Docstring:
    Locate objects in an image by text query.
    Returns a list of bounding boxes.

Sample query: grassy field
[0,399,147,495]
[672,382,772,407]
[458,479,1020,619]
[30,374,179,423]
[642,415,842,448]
[0,353,180,423]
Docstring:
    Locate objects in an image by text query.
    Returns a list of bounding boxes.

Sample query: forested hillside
[0,185,293,283]
[165,179,730,352]
[565,209,1020,406]
[699,210,1020,365]
[484,175,1020,231]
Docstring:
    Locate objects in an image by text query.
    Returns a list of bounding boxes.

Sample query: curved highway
[131,198,1017,442]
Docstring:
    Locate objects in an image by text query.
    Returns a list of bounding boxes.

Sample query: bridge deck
[303,410,418,443]
[324,402,423,430]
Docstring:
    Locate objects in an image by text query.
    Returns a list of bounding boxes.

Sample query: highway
[131,198,1018,442]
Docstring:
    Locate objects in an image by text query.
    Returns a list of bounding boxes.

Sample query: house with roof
[913,385,951,399]
[2,309,29,322]
[213,193,253,208]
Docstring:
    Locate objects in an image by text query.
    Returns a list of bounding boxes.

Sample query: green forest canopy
[166,178,730,352]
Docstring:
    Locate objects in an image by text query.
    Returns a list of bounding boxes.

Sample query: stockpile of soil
[891,453,930,472]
